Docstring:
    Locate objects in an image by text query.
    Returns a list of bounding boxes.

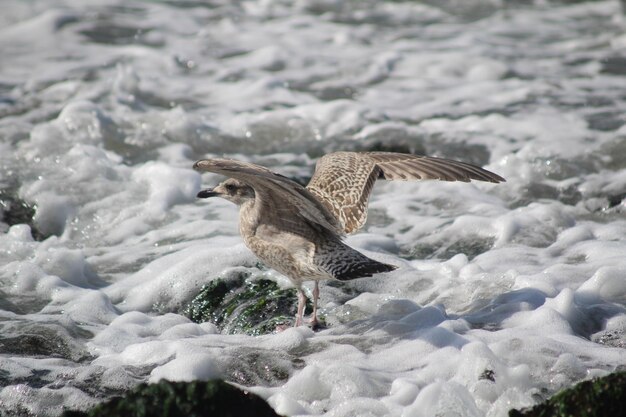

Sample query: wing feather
[194,159,344,236]
[306,151,504,234]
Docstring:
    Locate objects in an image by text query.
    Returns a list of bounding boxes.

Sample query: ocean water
[1,0,625,416]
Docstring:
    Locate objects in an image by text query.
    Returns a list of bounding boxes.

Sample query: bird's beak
[197,188,218,198]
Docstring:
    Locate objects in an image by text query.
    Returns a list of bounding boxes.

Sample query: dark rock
[0,322,93,363]
[509,371,626,417]
[0,188,47,240]
[600,56,626,75]
[608,193,625,209]
[184,273,308,335]
[479,369,495,382]
[592,329,626,349]
[62,379,282,417]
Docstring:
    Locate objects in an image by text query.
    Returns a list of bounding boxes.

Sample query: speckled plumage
[193,152,505,327]
[307,152,505,234]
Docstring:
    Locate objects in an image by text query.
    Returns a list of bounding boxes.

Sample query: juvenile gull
[193,152,505,327]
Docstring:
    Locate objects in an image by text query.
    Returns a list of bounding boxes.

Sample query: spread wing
[306,151,505,234]
[194,158,344,236]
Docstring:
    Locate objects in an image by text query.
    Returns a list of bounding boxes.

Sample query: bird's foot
[309,315,326,331]
[273,318,324,332]
[309,320,322,331]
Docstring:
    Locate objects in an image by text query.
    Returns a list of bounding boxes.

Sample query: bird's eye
[225,184,235,192]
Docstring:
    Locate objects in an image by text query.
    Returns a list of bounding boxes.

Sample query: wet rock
[600,56,626,75]
[62,379,282,417]
[479,369,496,382]
[0,188,47,240]
[607,193,626,209]
[184,273,305,335]
[0,322,93,363]
[509,371,626,417]
[592,329,626,349]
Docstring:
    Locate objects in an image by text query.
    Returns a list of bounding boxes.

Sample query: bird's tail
[316,240,397,281]
[335,256,397,281]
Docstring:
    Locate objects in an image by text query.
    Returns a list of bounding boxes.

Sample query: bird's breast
[242,224,329,281]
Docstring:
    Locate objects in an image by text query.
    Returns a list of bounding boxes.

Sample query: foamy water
[1,0,625,416]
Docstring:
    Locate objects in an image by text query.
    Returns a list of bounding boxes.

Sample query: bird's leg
[295,288,307,327]
[310,281,320,329]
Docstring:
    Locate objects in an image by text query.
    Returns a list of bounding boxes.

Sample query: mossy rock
[185,274,313,335]
[62,379,281,417]
[509,371,626,417]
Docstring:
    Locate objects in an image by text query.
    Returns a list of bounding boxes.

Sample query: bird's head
[197,178,255,206]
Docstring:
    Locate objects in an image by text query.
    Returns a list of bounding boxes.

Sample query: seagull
[193,152,505,328]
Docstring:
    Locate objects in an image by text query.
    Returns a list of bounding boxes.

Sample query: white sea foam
[1,0,625,416]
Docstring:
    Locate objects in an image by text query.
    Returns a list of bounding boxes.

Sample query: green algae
[184,273,313,335]
[509,371,626,417]
[62,379,281,417]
